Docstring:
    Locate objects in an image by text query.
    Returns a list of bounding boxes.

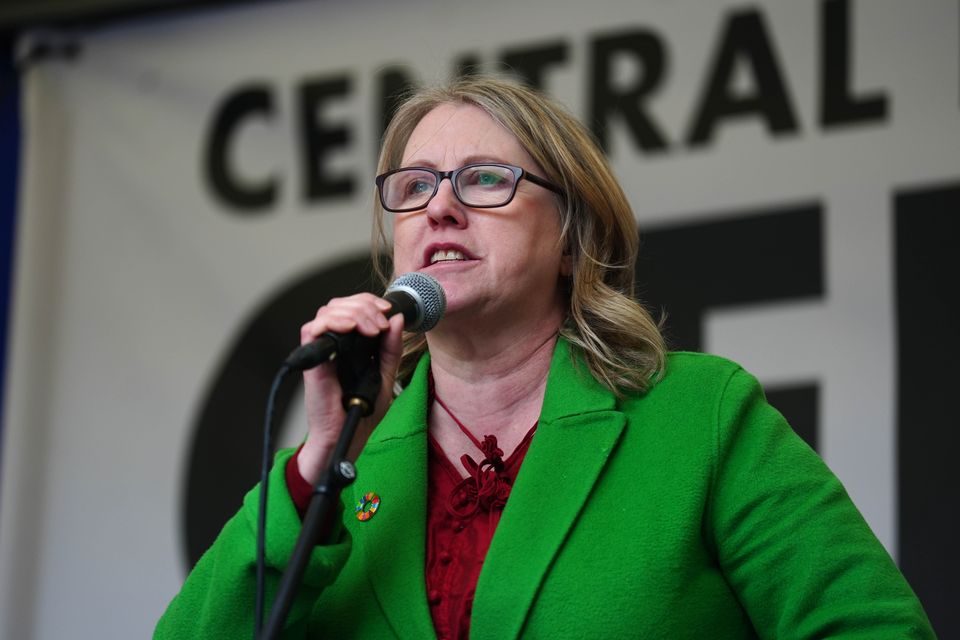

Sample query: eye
[390,170,436,200]
[476,171,504,186]
[406,179,434,195]
[461,166,513,189]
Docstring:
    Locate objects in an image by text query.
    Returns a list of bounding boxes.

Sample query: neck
[425,307,563,438]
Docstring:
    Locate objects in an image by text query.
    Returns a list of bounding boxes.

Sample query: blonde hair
[373,75,666,394]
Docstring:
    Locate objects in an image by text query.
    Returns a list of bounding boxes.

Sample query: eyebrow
[398,154,510,169]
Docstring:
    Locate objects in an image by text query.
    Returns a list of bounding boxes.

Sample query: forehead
[400,103,534,168]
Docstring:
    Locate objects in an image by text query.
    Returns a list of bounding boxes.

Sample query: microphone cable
[254,363,293,637]
[251,272,445,637]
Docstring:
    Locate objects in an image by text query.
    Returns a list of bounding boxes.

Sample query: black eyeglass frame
[375,162,564,213]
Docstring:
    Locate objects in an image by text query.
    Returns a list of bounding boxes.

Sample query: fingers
[300,291,407,401]
[300,294,410,473]
[300,293,393,345]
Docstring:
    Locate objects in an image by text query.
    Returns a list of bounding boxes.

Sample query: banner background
[1,0,957,637]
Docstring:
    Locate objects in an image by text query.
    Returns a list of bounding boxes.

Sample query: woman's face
[391,103,570,326]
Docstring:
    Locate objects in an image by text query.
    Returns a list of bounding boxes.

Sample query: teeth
[430,249,465,264]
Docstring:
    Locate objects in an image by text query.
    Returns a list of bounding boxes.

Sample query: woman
[156,76,933,639]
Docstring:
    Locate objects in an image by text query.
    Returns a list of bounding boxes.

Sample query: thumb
[379,313,406,386]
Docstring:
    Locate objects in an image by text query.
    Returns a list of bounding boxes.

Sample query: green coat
[156,339,933,638]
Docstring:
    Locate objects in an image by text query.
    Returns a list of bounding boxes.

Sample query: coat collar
[349,338,626,639]
[470,338,626,639]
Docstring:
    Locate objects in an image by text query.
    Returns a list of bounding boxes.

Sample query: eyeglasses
[375,163,564,213]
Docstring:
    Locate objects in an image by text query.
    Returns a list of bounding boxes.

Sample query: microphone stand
[260,333,382,640]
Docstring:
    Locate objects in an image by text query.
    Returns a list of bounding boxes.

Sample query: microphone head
[386,272,446,332]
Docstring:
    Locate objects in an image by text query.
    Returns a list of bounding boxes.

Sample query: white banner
[2,0,958,637]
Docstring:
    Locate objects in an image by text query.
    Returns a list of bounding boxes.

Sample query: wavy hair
[372,75,666,394]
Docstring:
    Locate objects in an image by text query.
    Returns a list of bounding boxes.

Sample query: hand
[295,293,406,485]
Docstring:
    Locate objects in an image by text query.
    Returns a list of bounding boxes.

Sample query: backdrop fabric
[1,0,957,637]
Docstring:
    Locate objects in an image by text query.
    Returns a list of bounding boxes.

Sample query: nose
[425,178,467,229]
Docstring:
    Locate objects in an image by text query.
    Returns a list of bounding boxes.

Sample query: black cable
[254,330,383,638]
[254,363,292,637]
[258,333,380,639]
[259,403,363,640]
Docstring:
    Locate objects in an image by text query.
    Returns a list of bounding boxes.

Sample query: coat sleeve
[153,448,352,639]
[707,367,935,639]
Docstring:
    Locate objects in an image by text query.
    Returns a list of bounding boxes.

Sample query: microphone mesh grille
[387,272,446,331]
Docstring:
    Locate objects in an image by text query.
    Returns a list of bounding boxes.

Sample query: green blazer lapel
[348,355,436,639]
[471,339,626,640]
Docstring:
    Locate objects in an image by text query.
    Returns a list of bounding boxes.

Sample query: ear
[559,251,573,277]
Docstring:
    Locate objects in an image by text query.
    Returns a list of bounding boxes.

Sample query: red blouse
[286,412,536,640]
[424,424,536,640]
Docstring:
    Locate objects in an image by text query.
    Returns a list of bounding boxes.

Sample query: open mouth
[429,249,467,265]
[423,244,475,268]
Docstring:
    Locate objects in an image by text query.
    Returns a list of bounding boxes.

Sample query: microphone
[283,272,446,371]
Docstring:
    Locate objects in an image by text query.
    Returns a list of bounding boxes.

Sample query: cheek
[519,215,564,274]
[500,228,564,281]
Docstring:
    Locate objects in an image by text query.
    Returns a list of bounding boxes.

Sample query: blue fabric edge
[0,36,22,463]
